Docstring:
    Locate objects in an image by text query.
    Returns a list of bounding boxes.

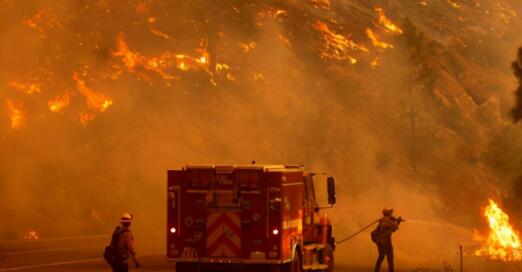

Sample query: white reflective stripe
[282,219,302,230]
[281,182,302,187]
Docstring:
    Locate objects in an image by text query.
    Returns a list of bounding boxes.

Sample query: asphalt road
[0,234,365,272]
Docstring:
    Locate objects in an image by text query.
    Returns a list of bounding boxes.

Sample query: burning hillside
[0,0,522,269]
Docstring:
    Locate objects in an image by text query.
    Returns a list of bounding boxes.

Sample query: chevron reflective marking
[206,211,241,257]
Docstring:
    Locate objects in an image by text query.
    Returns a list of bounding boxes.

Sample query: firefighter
[110,213,140,272]
[372,207,402,272]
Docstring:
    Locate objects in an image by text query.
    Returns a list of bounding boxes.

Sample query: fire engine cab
[167,164,337,272]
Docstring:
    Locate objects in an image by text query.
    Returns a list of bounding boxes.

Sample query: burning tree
[512,47,522,123]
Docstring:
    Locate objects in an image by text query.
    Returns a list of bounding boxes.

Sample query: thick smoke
[1,0,522,270]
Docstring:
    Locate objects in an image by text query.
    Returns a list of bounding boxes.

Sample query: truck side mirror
[327,176,336,205]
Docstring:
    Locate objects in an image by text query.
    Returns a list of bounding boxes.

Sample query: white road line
[0,232,163,244]
[0,253,164,271]
[0,258,101,271]
[7,245,104,255]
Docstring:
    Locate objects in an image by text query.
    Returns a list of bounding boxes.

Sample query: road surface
[0,233,366,271]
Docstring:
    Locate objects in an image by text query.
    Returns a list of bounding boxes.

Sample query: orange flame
[238,42,257,53]
[366,29,394,49]
[375,8,403,34]
[310,0,331,10]
[474,199,522,261]
[278,34,292,47]
[113,32,210,80]
[24,230,39,240]
[447,0,461,9]
[79,112,96,127]
[21,9,62,38]
[370,57,380,68]
[5,99,25,129]
[312,21,368,64]
[9,81,42,95]
[48,92,70,113]
[73,72,112,113]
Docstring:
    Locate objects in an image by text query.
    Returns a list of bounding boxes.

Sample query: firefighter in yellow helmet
[109,213,139,272]
[371,207,403,272]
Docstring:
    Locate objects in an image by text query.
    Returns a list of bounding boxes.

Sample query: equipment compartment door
[206,211,241,257]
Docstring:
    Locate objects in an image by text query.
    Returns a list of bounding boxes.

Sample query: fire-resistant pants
[110,261,129,272]
[374,241,394,272]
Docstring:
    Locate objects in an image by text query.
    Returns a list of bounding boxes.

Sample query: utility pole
[408,62,417,173]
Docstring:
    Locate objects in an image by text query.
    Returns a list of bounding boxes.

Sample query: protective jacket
[117,227,137,263]
[373,215,399,244]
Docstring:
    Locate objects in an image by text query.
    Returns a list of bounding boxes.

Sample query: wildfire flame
[474,199,522,261]
[278,34,292,47]
[312,21,368,64]
[113,32,210,80]
[310,0,331,10]
[5,99,25,129]
[24,230,39,240]
[366,29,394,49]
[73,72,112,113]
[238,42,257,53]
[9,81,42,95]
[447,0,462,9]
[375,7,403,34]
[21,9,62,38]
[48,92,70,113]
[79,112,96,127]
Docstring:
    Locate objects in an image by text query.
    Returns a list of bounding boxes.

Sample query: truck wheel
[322,244,334,272]
[175,262,197,272]
[290,251,303,272]
[281,250,303,272]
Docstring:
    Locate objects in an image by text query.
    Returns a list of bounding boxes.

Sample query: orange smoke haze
[0,1,522,271]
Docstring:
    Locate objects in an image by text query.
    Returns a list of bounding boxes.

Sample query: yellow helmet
[382,207,394,216]
[120,213,133,223]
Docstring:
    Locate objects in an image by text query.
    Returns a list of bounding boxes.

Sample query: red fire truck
[167,164,337,272]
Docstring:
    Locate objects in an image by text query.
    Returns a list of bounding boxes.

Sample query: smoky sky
[1,0,522,269]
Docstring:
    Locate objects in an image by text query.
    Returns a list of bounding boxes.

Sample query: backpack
[370,228,379,243]
[103,227,127,265]
[370,220,382,243]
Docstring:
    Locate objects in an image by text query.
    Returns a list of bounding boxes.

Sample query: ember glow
[113,32,211,80]
[375,7,403,34]
[474,199,522,261]
[366,29,394,49]
[5,99,25,129]
[24,230,39,240]
[312,20,368,64]
[48,92,70,113]
[21,9,62,38]
[238,42,257,53]
[73,72,113,113]
[9,81,42,95]
[310,0,331,10]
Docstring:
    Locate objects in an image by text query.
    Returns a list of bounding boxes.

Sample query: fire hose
[336,217,405,245]
[336,219,379,245]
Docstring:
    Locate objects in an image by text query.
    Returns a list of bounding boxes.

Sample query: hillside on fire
[1,0,522,270]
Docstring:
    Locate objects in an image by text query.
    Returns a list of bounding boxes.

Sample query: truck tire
[321,244,334,272]
[290,251,303,272]
[281,250,303,272]
[175,262,197,272]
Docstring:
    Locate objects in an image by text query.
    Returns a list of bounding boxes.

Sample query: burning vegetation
[0,1,522,270]
[474,200,522,261]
